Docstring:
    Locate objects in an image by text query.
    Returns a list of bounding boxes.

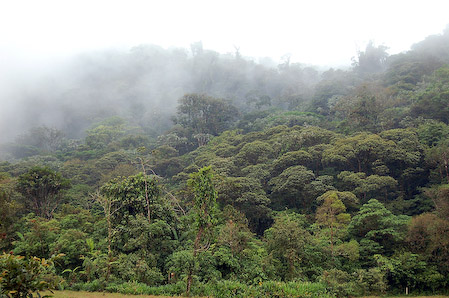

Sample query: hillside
[1,27,449,297]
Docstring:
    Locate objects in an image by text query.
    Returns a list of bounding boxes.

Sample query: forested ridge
[1,27,449,297]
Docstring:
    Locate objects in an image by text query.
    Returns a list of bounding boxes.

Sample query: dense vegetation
[1,27,449,297]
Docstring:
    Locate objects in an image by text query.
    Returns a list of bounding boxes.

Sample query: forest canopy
[1,27,449,297]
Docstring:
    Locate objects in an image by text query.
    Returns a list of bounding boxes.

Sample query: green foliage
[407,212,449,278]
[0,173,22,251]
[323,132,395,174]
[234,141,275,167]
[264,212,315,281]
[185,166,219,293]
[16,166,70,218]
[105,280,333,298]
[349,199,409,259]
[269,165,318,210]
[100,173,165,227]
[315,193,351,262]
[13,211,97,273]
[13,216,60,259]
[114,253,164,285]
[0,252,63,298]
[375,251,444,292]
[338,171,397,203]
[3,28,449,296]
[417,120,449,147]
[216,177,270,232]
[84,117,129,150]
[320,269,356,297]
[273,150,312,174]
[410,66,449,123]
[188,166,218,229]
[175,93,239,138]
[352,267,387,295]
[321,266,389,297]
[213,206,274,282]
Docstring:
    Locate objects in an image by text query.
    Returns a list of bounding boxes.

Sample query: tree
[407,212,449,277]
[349,199,409,261]
[353,41,389,74]
[16,167,70,218]
[417,120,449,147]
[315,192,351,260]
[323,133,395,174]
[90,190,121,281]
[410,66,449,123]
[0,173,22,251]
[425,141,449,184]
[264,211,315,280]
[234,140,275,167]
[186,166,218,294]
[174,93,239,139]
[375,252,444,293]
[333,84,389,132]
[338,171,397,203]
[100,173,175,284]
[84,117,129,150]
[15,126,66,153]
[269,165,316,210]
[101,173,161,225]
[272,150,312,174]
[423,184,449,219]
[216,176,271,233]
[317,190,359,211]
[213,206,270,282]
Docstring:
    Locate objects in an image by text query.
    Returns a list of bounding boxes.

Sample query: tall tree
[186,166,217,295]
[316,192,351,260]
[16,167,70,218]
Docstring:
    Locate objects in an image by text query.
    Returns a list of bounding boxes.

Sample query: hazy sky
[1,0,449,69]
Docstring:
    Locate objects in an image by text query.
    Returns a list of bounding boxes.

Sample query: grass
[40,291,188,298]
[41,291,449,298]
[363,296,449,298]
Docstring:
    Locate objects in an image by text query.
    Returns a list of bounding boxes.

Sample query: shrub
[0,252,63,298]
[321,269,356,297]
[104,280,333,298]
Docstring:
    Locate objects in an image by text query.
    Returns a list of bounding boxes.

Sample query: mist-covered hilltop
[0,42,321,143]
[1,26,448,145]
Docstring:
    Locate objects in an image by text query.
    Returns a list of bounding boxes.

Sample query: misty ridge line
[0,43,320,143]
[0,26,448,156]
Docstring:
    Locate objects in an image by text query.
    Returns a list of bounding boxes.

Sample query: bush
[114,253,164,285]
[0,252,63,298]
[352,267,387,295]
[321,267,387,297]
[104,280,333,298]
[70,280,105,292]
[321,269,356,297]
[105,281,185,296]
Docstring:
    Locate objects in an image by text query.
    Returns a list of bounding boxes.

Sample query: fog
[0,44,318,143]
[1,0,449,146]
